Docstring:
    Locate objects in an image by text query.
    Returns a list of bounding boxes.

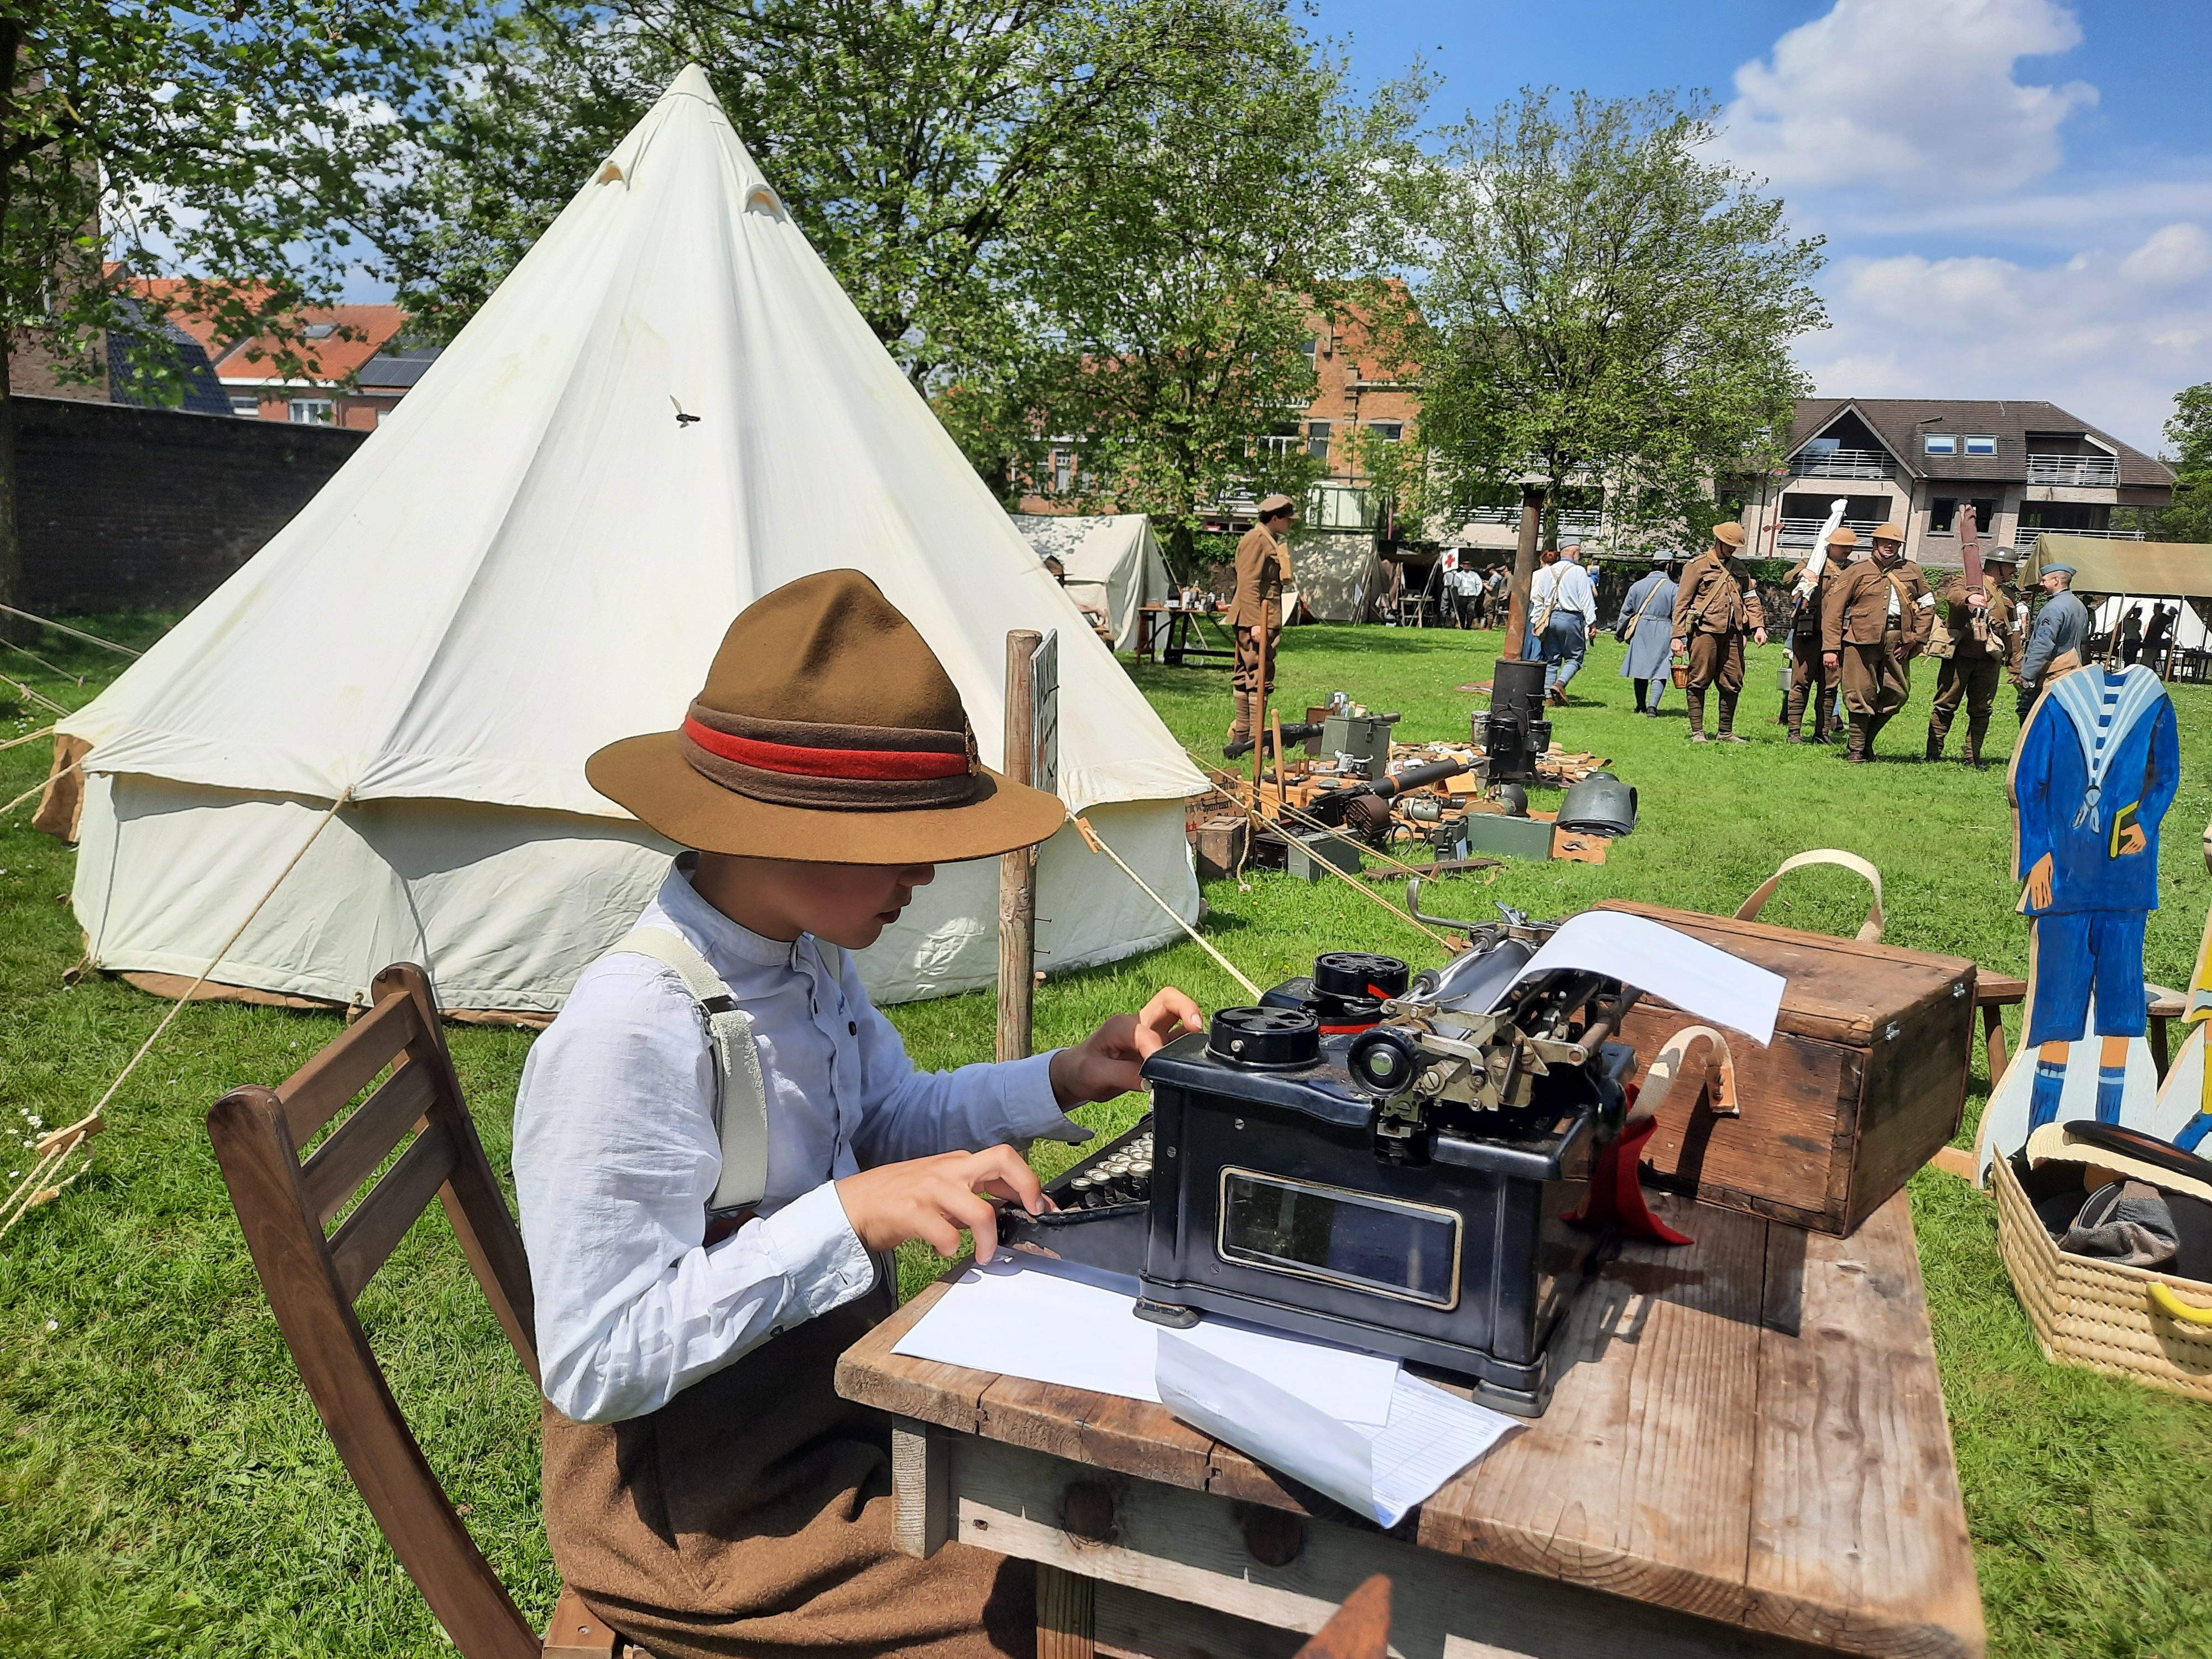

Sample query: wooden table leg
[1039,1563,1097,1659]
[1982,1003,2007,1087]
[892,1423,949,1558]
[2153,1015,2172,1081]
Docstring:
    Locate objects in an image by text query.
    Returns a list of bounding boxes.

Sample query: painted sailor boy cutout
[1976,660,2179,1179]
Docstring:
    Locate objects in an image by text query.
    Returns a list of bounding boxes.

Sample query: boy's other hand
[836,1145,1047,1263]
[1050,987,1205,1106]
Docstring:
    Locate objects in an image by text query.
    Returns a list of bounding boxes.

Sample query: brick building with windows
[1736,398,2174,567]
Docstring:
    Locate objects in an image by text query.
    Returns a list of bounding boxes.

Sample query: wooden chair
[207,962,636,1659]
[1293,1575,1390,1659]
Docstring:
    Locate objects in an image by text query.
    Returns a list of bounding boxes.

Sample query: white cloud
[1799,223,2212,450]
[1720,0,2095,194]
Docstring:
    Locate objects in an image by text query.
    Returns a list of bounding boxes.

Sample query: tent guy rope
[1070,813,1262,1001]
[0,603,141,657]
[0,723,54,753]
[3,787,356,1245]
[2,757,79,817]
[4,671,68,717]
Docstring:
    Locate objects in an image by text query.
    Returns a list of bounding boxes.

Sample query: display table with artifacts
[838,914,1986,1659]
[1136,601,1237,666]
[837,1187,1981,1659]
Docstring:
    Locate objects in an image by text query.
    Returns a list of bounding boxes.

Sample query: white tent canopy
[1012,513,1172,651]
[56,66,1204,1013]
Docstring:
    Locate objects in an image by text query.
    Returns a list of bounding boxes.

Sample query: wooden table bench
[837,1190,1985,1659]
[1975,973,2188,1083]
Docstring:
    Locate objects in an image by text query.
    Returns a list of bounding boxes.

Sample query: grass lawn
[3,614,2210,1656]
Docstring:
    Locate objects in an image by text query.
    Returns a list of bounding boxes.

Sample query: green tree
[1412,88,1825,644]
[2159,382,2212,545]
[379,1,1233,384]
[1006,37,1427,573]
[375,1,1421,534]
[0,1,420,624]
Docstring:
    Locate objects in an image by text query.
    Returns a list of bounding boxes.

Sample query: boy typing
[514,570,1198,1659]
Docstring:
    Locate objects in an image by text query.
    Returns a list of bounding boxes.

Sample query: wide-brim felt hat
[1712,522,1746,548]
[588,569,1067,864]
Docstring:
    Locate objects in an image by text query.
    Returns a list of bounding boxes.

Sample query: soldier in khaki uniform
[1224,492,1295,750]
[1821,521,1935,763]
[1781,526,1854,744]
[1925,547,2025,766]
[1670,521,1767,743]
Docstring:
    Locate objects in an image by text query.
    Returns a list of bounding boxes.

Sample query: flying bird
[670,395,701,427]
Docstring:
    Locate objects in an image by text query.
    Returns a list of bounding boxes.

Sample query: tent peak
[666,62,720,107]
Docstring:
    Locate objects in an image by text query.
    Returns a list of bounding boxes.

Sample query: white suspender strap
[611,926,772,1213]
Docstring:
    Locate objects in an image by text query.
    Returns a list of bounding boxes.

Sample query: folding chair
[208,962,640,1659]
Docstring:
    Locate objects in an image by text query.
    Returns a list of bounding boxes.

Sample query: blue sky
[1307,0,2212,452]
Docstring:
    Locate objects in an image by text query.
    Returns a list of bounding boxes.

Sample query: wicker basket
[1992,1153,2212,1402]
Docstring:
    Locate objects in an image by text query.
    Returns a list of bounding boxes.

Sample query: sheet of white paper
[1494,909,1783,1045]
[1156,1331,1377,1516]
[891,1253,1398,1426]
[1366,1375,1522,1524]
[1157,1334,1521,1526]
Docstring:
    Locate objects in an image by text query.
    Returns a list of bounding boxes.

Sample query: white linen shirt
[1551,561,1598,625]
[512,858,1088,1425]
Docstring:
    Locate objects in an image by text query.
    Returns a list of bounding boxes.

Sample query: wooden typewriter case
[1594,900,1976,1236]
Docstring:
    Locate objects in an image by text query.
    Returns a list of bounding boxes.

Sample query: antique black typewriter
[1002,926,1642,1414]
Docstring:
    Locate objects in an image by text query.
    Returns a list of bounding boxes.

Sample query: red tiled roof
[212,304,411,386]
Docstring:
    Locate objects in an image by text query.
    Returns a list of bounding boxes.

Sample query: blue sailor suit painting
[1976,661,2180,1179]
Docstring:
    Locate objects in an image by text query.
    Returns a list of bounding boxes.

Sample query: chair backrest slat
[329,1114,461,1302]
[302,1058,439,1226]
[208,962,543,1659]
[278,992,422,1150]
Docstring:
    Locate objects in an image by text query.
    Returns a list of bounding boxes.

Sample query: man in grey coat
[2017,561,2089,717]
[1616,554,1679,716]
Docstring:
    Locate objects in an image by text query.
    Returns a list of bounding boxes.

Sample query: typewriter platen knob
[1207,1006,1321,1069]
[1345,1026,1422,1097]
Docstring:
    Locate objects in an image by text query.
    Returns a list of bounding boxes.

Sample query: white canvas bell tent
[53,66,1205,1014]
[1011,513,1173,651]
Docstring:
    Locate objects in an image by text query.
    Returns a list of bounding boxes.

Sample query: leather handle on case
[1634,1025,1739,1120]
[1735,848,1885,943]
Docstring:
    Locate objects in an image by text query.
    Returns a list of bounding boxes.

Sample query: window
[1924,434,1957,455]
[1367,420,1404,443]
[1053,451,1072,493]
[1301,336,1319,364]
[1306,420,1332,458]
[1965,435,1997,456]
[288,398,333,425]
[1929,497,1999,534]
[228,395,259,418]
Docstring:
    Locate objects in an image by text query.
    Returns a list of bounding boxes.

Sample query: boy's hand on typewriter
[836,1146,1048,1263]
[1050,988,1204,1106]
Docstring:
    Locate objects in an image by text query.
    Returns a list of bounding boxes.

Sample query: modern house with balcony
[1738,398,2174,568]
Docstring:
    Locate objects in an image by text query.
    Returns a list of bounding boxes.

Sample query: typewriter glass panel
[1217,1169,1460,1308]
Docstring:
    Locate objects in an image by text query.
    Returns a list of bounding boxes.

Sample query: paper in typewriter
[1495,909,1784,1044]
[1155,1331,1521,1526]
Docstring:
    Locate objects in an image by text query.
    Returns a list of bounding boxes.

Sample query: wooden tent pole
[997,630,1042,1063]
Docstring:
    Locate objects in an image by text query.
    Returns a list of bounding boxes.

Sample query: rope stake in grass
[1071,813,1263,1000]
[7,788,357,1243]
[3,671,68,717]
[0,603,142,657]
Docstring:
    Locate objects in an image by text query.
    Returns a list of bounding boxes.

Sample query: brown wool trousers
[1683,631,1746,736]
[1840,630,1911,719]
[543,1292,1036,1659]
[1785,632,1831,738]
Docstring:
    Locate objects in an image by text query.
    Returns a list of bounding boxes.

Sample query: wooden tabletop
[837,1188,1985,1659]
